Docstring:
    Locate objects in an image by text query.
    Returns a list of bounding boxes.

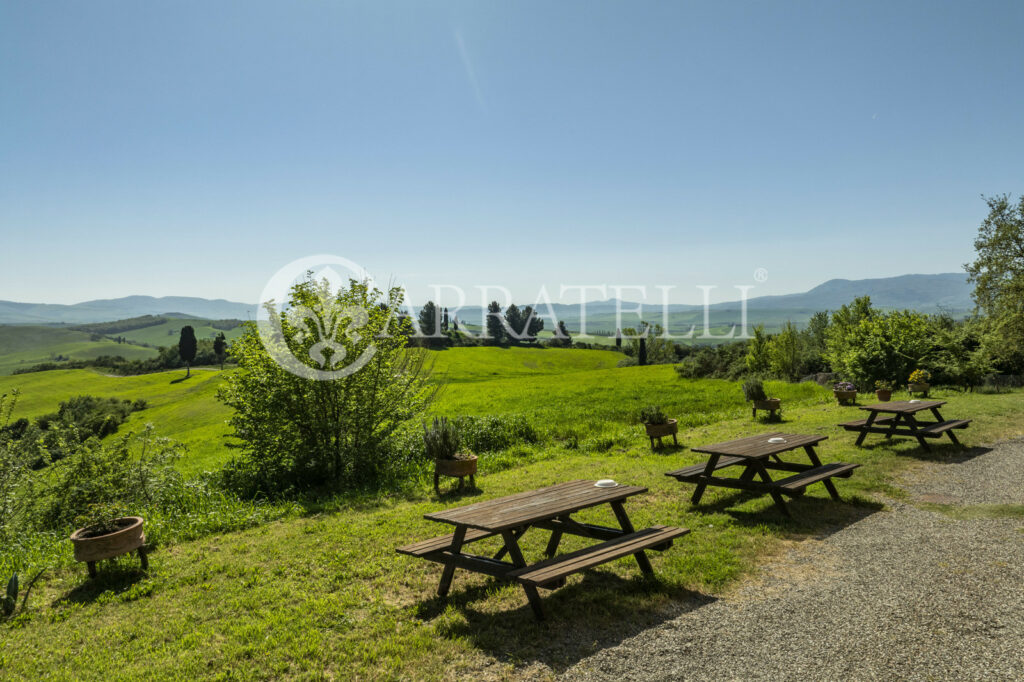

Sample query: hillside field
[0,325,157,376]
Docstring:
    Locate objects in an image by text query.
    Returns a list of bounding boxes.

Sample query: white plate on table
[767,437,787,444]
[595,479,618,488]
[909,399,921,403]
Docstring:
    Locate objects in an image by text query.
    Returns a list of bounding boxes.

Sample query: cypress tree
[178,326,197,378]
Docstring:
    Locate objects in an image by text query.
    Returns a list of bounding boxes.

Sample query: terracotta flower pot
[70,516,148,577]
[875,389,892,402]
[434,454,477,492]
[834,390,857,405]
[751,398,781,420]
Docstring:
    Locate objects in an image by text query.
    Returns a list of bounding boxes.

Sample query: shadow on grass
[688,489,884,538]
[169,374,193,384]
[647,442,687,455]
[55,564,149,607]
[418,571,714,673]
[860,440,993,463]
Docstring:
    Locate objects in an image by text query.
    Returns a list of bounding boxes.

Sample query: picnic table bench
[397,480,688,620]
[665,432,859,517]
[839,400,970,451]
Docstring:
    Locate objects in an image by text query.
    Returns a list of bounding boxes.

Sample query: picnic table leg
[903,413,930,451]
[750,460,791,518]
[437,525,467,597]
[610,501,654,577]
[691,453,720,505]
[855,411,878,446]
[493,525,529,561]
[544,529,563,558]
[883,413,904,440]
[501,529,545,621]
[930,407,964,447]
[739,463,758,482]
[803,445,841,501]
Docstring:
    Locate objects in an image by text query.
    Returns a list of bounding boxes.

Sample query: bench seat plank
[918,419,971,434]
[397,528,495,557]
[839,416,895,430]
[772,462,860,492]
[665,456,746,480]
[509,525,689,587]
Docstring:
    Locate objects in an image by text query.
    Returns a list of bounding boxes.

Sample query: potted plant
[908,369,931,396]
[874,380,893,402]
[69,504,148,578]
[640,405,678,448]
[424,417,476,493]
[743,378,781,419]
[833,381,858,405]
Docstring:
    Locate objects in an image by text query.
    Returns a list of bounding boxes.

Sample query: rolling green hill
[111,317,246,347]
[0,325,157,375]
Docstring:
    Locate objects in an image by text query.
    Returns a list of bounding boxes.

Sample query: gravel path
[561,441,1024,681]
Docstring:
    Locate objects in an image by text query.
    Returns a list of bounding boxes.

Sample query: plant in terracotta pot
[70,502,148,578]
[833,381,858,405]
[639,405,678,449]
[742,378,781,420]
[425,417,476,493]
[874,380,893,402]
[908,369,931,396]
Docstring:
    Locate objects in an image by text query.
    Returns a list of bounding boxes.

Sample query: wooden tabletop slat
[859,400,945,414]
[690,432,827,459]
[424,480,647,531]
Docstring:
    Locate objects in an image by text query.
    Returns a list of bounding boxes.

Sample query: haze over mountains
[0,273,973,325]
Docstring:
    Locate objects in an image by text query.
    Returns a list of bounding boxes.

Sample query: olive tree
[218,277,435,495]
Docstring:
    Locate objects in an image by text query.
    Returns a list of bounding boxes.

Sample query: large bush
[218,277,436,496]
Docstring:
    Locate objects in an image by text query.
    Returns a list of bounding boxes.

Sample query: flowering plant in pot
[908,369,931,396]
[874,380,893,402]
[424,417,476,493]
[742,378,780,419]
[70,503,148,578]
[833,381,858,405]
[639,405,678,448]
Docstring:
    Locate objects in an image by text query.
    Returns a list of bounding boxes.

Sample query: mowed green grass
[0,326,157,375]
[428,346,622,382]
[117,318,246,347]
[2,377,1022,679]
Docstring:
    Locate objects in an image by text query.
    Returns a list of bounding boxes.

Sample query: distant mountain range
[0,273,974,325]
[0,296,256,324]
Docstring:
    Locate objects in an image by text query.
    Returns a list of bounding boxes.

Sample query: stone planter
[644,419,678,449]
[907,382,930,396]
[751,398,781,420]
[70,516,148,578]
[875,389,892,402]
[834,390,857,405]
[434,454,477,493]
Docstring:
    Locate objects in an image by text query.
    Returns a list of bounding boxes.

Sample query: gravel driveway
[561,440,1024,681]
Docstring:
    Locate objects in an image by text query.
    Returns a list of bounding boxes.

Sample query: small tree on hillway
[178,326,197,378]
[213,332,227,370]
[486,301,505,344]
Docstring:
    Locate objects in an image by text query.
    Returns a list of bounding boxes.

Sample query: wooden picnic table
[839,400,970,451]
[665,432,859,517]
[397,480,688,620]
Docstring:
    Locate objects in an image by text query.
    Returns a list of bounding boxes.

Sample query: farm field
[1,346,1023,680]
[113,317,246,347]
[0,325,157,376]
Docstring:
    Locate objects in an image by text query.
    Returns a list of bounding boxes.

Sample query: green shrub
[742,378,767,402]
[638,405,667,425]
[35,395,147,440]
[423,417,460,460]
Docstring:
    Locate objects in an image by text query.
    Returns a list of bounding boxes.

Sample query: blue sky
[2,1,1022,306]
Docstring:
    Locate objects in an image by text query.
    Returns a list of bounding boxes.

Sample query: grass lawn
[1,347,1022,679]
[116,318,247,347]
[0,326,157,376]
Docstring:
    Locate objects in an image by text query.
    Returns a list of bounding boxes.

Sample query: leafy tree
[218,276,435,494]
[745,324,771,374]
[178,326,197,378]
[554,320,572,347]
[767,321,801,381]
[828,307,932,387]
[213,332,227,370]
[485,301,505,344]
[504,304,524,342]
[518,305,544,342]
[965,193,1024,371]
[417,301,442,338]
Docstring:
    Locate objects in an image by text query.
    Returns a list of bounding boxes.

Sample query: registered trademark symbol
[754,268,768,283]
